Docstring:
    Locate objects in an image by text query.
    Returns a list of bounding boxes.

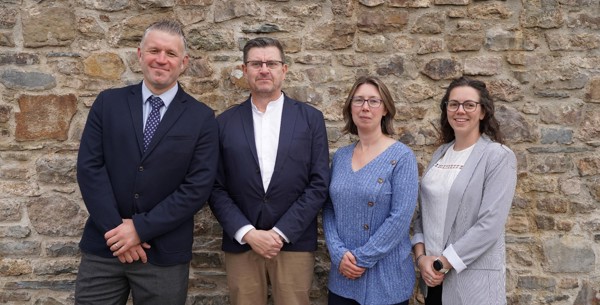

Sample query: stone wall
[0,0,599,304]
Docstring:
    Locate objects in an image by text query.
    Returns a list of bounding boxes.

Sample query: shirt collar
[141,81,178,109]
[250,93,284,114]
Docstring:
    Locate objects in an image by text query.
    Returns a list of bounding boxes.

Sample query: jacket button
[263,197,269,203]
[363,224,369,230]
[390,160,397,165]
[138,166,144,172]
[134,193,139,199]
[377,178,384,184]
[368,201,374,207]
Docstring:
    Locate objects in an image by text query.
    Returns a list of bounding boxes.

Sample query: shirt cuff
[411,233,424,246]
[234,224,255,245]
[272,227,289,243]
[443,244,467,273]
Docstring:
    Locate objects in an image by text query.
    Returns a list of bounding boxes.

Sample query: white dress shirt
[141,81,178,128]
[234,93,289,244]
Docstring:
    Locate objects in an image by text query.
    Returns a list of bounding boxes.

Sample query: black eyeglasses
[245,60,285,70]
[351,97,383,108]
[445,100,480,112]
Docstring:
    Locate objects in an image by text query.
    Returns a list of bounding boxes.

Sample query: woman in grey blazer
[412,77,517,305]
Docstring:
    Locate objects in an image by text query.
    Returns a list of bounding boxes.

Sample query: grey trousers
[75,252,189,305]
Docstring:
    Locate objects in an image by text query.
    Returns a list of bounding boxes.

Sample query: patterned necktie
[143,96,164,151]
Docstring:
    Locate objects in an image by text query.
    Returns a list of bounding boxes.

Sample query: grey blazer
[413,136,517,305]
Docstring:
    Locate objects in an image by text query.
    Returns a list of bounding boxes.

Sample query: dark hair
[242,37,285,63]
[342,76,396,136]
[141,20,187,53]
[439,76,504,144]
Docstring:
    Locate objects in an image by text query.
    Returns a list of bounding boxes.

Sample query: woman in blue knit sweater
[323,76,419,305]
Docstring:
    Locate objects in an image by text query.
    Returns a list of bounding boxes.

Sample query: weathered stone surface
[411,12,445,34]
[331,0,355,17]
[487,79,523,102]
[176,0,213,5]
[33,259,79,276]
[446,32,484,52]
[214,0,259,23]
[529,155,573,174]
[577,157,600,177]
[485,28,536,51]
[540,126,574,144]
[22,8,76,47]
[578,105,600,142]
[83,53,125,80]
[139,0,176,7]
[284,86,323,105]
[468,3,512,20]
[0,105,10,123]
[304,67,336,83]
[421,58,462,80]
[543,237,595,273]
[376,55,404,76]
[77,17,105,38]
[15,94,77,141]
[175,5,207,25]
[517,275,556,290]
[0,225,30,238]
[495,105,536,143]
[45,241,80,257]
[359,0,384,6]
[282,3,322,18]
[585,77,600,103]
[389,0,431,8]
[537,197,569,214]
[0,201,21,222]
[464,56,502,76]
[0,31,15,47]
[356,34,388,53]
[401,82,437,103]
[0,70,56,90]
[417,37,444,54]
[0,258,32,276]
[35,154,77,184]
[109,13,175,48]
[546,32,600,51]
[4,280,74,291]
[188,28,235,51]
[0,7,18,29]
[186,57,214,78]
[573,281,600,305]
[539,103,583,126]
[305,21,356,50]
[357,10,409,33]
[568,12,600,30]
[0,52,40,65]
[434,0,468,5]
[521,9,564,29]
[0,241,41,256]
[81,0,129,11]
[191,251,222,269]
[26,196,86,237]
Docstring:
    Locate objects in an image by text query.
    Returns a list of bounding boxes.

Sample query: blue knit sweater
[323,141,418,305]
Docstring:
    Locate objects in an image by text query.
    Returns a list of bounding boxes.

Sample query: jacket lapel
[267,97,297,194]
[240,99,260,166]
[127,83,145,154]
[442,136,490,246]
[142,84,187,157]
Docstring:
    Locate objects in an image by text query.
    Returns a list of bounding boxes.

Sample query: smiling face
[138,29,188,95]
[447,85,485,141]
[351,83,388,134]
[243,46,287,101]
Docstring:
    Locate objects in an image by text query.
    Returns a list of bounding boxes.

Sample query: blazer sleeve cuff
[234,224,255,245]
[443,244,467,273]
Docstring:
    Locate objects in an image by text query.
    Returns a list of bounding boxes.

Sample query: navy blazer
[77,82,218,266]
[209,95,330,253]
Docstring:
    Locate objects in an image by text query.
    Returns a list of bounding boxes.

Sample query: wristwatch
[433,257,449,274]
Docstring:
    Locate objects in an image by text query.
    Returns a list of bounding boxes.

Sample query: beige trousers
[224,250,315,305]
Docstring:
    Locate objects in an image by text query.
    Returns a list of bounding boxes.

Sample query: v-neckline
[350,141,397,173]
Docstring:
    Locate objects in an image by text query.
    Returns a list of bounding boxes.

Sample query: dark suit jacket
[209,95,329,253]
[77,82,218,266]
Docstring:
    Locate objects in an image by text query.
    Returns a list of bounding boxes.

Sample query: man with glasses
[209,37,330,305]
